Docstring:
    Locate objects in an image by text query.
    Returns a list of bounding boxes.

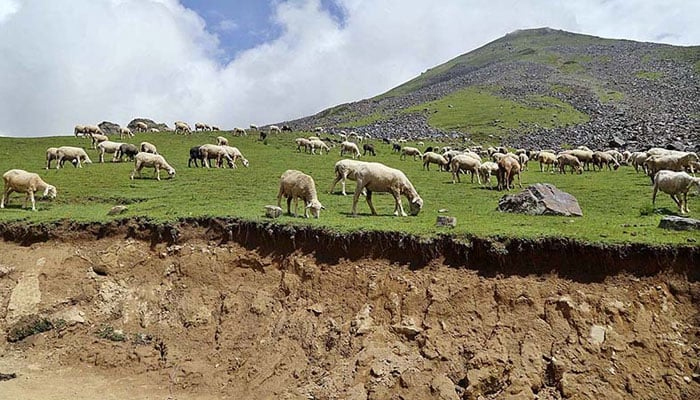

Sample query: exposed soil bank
[0,219,698,399]
[1,217,698,281]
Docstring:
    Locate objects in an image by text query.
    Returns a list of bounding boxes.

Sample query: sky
[0,0,697,137]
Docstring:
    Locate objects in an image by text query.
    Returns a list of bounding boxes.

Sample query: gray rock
[127,118,170,132]
[108,205,128,215]
[589,324,606,345]
[658,216,700,231]
[436,215,457,227]
[497,183,583,217]
[264,205,283,218]
[98,121,121,136]
[609,136,626,148]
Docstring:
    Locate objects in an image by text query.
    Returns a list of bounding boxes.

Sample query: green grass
[338,112,386,128]
[0,133,698,245]
[404,86,589,143]
[635,71,664,80]
[596,88,625,103]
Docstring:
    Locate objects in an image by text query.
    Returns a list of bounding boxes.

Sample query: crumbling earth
[0,222,698,399]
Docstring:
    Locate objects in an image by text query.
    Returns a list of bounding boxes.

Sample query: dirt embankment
[0,218,698,399]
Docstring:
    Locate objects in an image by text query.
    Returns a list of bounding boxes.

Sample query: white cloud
[0,0,697,137]
[216,19,238,32]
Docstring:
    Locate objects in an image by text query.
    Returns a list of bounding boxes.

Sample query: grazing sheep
[392,143,402,153]
[249,124,259,130]
[478,161,500,188]
[307,136,320,141]
[363,143,376,156]
[119,127,134,139]
[451,154,482,184]
[198,144,233,168]
[309,139,330,155]
[135,121,149,132]
[149,127,159,133]
[115,143,139,162]
[605,149,625,165]
[296,138,311,153]
[211,126,220,131]
[233,127,247,136]
[45,147,60,170]
[56,146,92,169]
[130,153,176,181]
[576,145,592,152]
[442,150,463,163]
[221,146,250,168]
[537,151,558,173]
[340,141,362,159]
[195,122,210,131]
[74,124,86,137]
[188,146,203,167]
[565,149,594,171]
[518,153,529,171]
[400,146,422,161]
[269,125,282,134]
[329,159,367,196]
[422,152,449,171]
[630,151,649,173]
[216,136,229,146]
[282,125,293,132]
[644,153,699,182]
[97,141,124,163]
[84,125,103,136]
[557,153,583,174]
[313,126,325,133]
[259,130,268,141]
[497,156,522,191]
[89,133,109,149]
[652,170,700,214]
[351,162,423,217]
[1,169,57,211]
[592,151,620,171]
[140,141,158,155]
[175,121,191,134]
[277,170,324,218]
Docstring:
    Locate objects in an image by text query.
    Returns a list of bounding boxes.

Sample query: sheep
[119,127,134,139]
[89,133,109,149]
[644,153,700,183]
[592,151,620,171]
[97,141,124,163]
[576,145,592,152]
[309,139,330,155]
[56,146,92,169]
[249,124,259,131]
[175,121,191,134]
[216,136,229,146]
[340,141,362,159]
[497,156,522,191]
[282,125,293,132]
[45,147,60,170]
[451,154,481,184]
[443,150,463,163]
[351,162,423,217]
[74,124,88,137]
[84,125,103,136]
[269,125,282,134]
[652,170,700,214]
[348,131,363,142]
[195,122,210,131]
[518,153,529,171]
[537,151,558,173]
[557,153,583,174]
[188,146,203,167]
[630,151,649,173]
[233,127,247,136]
[221,145,250,168]
[307,136,320,141]
[211,126,220,131]
[329,159,368,196]
[313,126,325,133]
[140,141,158,155]
[478,161,500,188]
[565,149,594,171]
[115,143,139,162]
[605,149,625,165]
[135,121,148,132]
[422,152,449,171]
[277,170,324,218]
[149,127,160,133]
[1,169,57,211]
[198,144,233,168]
[392,143,402,153]
[130,153,176,181]
[295,138,311,153]
[400,146,422,161]
[363,143,376,156]
[417,141,424,147]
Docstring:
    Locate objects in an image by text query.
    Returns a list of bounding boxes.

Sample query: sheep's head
[43,185,57,199]
[306,200,324,218]
[167,168,176,178]
[242,158,250,168]
[409,196,423,216]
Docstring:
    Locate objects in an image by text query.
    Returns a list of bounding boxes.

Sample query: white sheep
[277,169,324,218]
[195,122,210,131]
[130,153,176,181]
[175,121,191,134]
[592,151,620,171]
[149,127,160,133]
[97,141,124,163]
[652,170,700,214]
[216,136,229,146]
[74,124,88,137]
[249,124,259,130]
[351,162,423,217]
[140,141,158,155]
[118,127,134,139]
[269,125,282,134]
[518,153,529,171]
[630,151,649,173]
[233,127,247,136]
[557,153,583,174]
[537,151,558,173]
[89,133,109,149]
[309,139,330,155]
[400,146,422,161]
[135,121,148,132]
[45,147,59,170]
[644,153,699,182]
[422,152,449,171]
[329,159,367,196]
[198,144,233,168]
[478,161,500,188]
[211,126,220,131]
[451,154,481,184]
[221,145,249,168]
[340,141,362,159]
[497,155,522,191]
[295,138,311,153]
[1,169,57,211]
[56,146,92,169]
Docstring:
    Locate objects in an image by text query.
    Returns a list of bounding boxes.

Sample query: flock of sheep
[1,122,699,218]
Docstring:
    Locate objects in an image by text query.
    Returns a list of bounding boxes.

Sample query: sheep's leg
[29,191,36,211]
[392,191,406,217]
[287,197,293,216]
[155,166,161,181]
[682,192,690,213]
[351,183,365,216]
[670,194,682,212]
[652,185,658,206]
[365,190,378,215]
[1,188,11,208]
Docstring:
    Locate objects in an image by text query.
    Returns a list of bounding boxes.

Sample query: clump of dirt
[0,220,698,399]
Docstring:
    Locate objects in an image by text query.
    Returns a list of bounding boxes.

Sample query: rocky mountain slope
[283,28,699,151]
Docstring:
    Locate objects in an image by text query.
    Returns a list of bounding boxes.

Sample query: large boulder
[658,216,700,231]
[497,183,583,217]
[127,118,170,132]
[98,121,121,136]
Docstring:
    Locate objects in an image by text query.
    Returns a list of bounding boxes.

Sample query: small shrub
[96,325,126,342]
[7,316,54,342]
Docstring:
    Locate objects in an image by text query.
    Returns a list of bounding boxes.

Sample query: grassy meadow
[0,131,698,245]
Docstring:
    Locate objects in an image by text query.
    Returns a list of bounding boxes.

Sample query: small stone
[658,216,700,231]
[108,205,128,215]
[589,324,606,345]
[436,215,457,227]
[264,205,283,218]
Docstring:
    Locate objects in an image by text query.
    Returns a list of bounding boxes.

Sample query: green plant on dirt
[635,71,664,80]
[7,317,54,342]
[96,325,127,342]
